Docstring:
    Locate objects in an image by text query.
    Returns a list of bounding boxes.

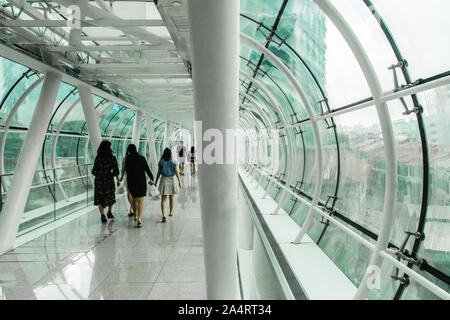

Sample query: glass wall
[0,57,165,236]
[239,0,449,300]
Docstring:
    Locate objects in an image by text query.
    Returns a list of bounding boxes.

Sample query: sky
[324,0,450,128]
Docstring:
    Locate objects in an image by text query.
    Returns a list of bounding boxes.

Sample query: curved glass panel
[371,0,450,80]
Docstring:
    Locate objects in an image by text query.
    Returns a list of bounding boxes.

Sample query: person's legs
[140,197,145,216]
[107,204,114,219]
[161,195,167,221]
[99,205,107,223]
[131,197,138,221]
[137,197,144,227]
[126,187,133,216]
[169,195,174,216]
[180,161,184,174]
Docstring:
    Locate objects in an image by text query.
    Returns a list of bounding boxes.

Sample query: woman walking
[92,141,120,223]
[154,148,182,222]
[119,146,136,218]
[190,146,196,174]
[120,144,154,228]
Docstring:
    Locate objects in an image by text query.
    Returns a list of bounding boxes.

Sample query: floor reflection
[0,175,205,300]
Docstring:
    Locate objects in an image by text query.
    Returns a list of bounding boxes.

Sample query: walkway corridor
[0,174,205,300]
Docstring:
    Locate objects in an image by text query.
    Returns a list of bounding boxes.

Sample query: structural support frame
[188,0,240,299]
[0,71,62,254]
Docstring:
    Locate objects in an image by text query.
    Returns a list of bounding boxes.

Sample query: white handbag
[148,181,160,197]
[116,183,126,194]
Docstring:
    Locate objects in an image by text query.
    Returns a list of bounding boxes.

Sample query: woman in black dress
[92,140,120,223]
[119,144,154,228]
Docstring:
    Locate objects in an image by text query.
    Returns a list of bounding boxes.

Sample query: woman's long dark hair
[97,140,113,158]
[191,146,195,153]
[126,144,138,155]
[161,148,172,161]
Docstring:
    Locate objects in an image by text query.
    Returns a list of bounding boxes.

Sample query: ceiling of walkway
[0,0,194,129]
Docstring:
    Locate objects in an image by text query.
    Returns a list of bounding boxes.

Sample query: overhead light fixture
[171,1,181,7]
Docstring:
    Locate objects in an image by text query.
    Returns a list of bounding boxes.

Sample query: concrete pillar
[78,84,102,153]
[188,0,240,299]
[131,110,143,149]
[0,71,62,254]
[145,113,158,173]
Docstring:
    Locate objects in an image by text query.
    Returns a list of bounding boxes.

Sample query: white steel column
[78,84,102,153]
[123,125,134,157]
[131,110,143,148]
[163,122,174,148]
[145,113,158,173]
[0,71,62,254]
[188,0,239,299]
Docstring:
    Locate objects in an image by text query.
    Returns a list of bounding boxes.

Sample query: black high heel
[101,214,107,223]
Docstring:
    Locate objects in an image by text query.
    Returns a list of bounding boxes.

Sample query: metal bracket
[388,60,419,115]
[391,230,424,284]
[275,172,286,184]
[274,119,282,129]
[288,196,298,216]
[274,37,287,48]
[249,86,258,95]
[318,98,328,113]
[294,126,303,135]
[293,180,303,194]
[290,112,300,125]
[318,98,336,128]
[258,69,269,78]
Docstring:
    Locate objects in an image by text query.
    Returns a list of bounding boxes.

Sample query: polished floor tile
[89,283,154,300]
[0,174,206,300]
[146,282,206,300]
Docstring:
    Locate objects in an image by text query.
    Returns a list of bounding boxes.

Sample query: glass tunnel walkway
[0,0,449,300]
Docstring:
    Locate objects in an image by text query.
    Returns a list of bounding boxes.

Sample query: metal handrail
[243,164,450,300]
[1,173,93,195]
[0,163,93,177]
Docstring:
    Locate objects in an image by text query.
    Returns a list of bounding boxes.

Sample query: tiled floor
[0,173,206,300]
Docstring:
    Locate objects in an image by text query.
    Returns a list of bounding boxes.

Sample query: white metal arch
[239,109,259,165]
[240,105,264,168]
[313,0,398,300]
[240,33,324,236]
[51,98,81,202]
[0,76,44,192]
[108,109,132,139]
[240,91,279,191]
[122,121,135,157]
[239,93,275,184]
[84,101,114,186]
[240,70,296,211]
